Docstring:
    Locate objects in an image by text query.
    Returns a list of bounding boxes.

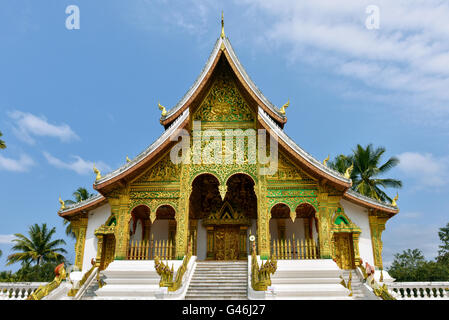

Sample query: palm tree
[64,187,94,238]
[7,223,67,266]
[0,130,6,149]
[329,144,402,203]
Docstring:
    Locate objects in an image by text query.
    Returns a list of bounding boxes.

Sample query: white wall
[82,203,111,273]
[340,199,375,267]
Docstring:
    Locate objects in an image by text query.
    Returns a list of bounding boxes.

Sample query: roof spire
[221,11,225,39]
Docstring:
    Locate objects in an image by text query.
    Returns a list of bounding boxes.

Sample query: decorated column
[255,176,270,259]
[175,163,190,259]
[73,216,88,270]
[369,213,388,269]
[113,191,130,260]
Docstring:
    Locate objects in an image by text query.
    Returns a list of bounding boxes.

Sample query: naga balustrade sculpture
[251,242,277,291]
[27,263,66,300]
[154,237,193,292]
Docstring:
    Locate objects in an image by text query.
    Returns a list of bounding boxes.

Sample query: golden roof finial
[126,156,131,163]
[59,197,65,210]
[344,163,354,179]
[93,165,101,181]
[280,99,289,115]
[392,193,399,207]
[158,102,167,117]
[221,11,225,39]
[323,155,330,166]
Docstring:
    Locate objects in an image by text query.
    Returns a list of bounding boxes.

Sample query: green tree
[328,144,402,202]
[63,187,94,239]
[387,249,426,281]
[0,130,5,149]
[7,223,67,266]
[437,222,449,264]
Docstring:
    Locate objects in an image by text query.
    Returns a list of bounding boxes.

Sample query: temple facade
[58,25,399,296]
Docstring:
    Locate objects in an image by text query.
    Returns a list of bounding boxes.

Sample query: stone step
[194,271,246,274]
[186,296,248,300]
[189,273,248,279]
[186,261,248,300]
[272,277,351,284]
[189,285,247,289]
[196,265,247,270]
[190,279,247,283]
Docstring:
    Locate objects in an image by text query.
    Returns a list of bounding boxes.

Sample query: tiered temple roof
[59,33,399,218]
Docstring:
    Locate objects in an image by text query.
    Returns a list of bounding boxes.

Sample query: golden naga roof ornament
[279,99,289,115]
[344,163,354,179]
[59,197,65,210]
[392,193,399,207]
[93,165,101,181]
[323,155,330,166]
[158,102,167,117]
[221,11,225,39]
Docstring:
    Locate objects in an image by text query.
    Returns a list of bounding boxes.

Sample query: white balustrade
[0,282,47,300]
[387,282,449,300]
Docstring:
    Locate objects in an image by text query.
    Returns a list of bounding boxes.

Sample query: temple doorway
[189,173,257,260]
[333,233,355,269]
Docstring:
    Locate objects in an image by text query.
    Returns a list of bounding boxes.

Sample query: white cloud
[397,152,448,188]
[0,234,15,244]
[0,153,35,172]
[8,110,79,144]
[238,0,449,120]
[43,152,111,175]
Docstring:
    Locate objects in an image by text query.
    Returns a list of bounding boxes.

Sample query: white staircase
[264,259,352,299]
[341,270,379,300]
[93,260,182,300]
[185,261,248,300]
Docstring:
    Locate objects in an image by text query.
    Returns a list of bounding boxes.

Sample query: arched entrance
[127,204,177,260]
[189,173,257,260]
[269,202,320,259]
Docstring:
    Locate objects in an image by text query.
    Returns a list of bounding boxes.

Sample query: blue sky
[1,0,448,271]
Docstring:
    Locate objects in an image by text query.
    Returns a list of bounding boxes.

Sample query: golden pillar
[73,216,88,270]
[94,234,104,268]
[255,177,270,259]
[175,164,190,259]
[113,191,131,260]
[317,189,332,259]
[352,232,361,266]
[369,214,388,269]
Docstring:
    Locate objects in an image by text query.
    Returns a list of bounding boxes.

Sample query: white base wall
[249,258,351,300]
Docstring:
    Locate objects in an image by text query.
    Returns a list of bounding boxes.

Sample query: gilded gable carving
[134,154,181,184]
[194,60,254,122]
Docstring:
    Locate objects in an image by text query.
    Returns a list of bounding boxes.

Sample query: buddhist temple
[58,17,399,300]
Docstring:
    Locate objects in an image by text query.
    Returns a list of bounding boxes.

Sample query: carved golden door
[333,233,355,270]
[214,226,240,260]
[100,235,116,270]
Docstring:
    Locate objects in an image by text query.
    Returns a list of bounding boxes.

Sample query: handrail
[128,236,175,260]
[67,265,96,297]
[74,267,99,300]
[387,282,449,299]
[154,237,192,292]
[27,263,67,300]
[357,263,395,300]
[340,271,353,296]
[271,237,319,260]
[251,242,277,291]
